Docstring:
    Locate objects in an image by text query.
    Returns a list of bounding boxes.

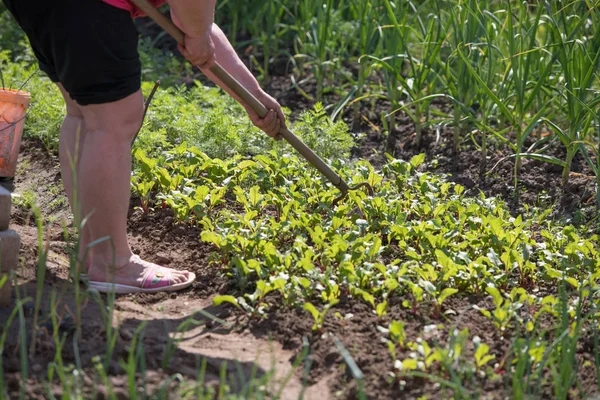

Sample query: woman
[3,0,286,294]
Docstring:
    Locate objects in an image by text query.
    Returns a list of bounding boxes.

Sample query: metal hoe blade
[332,182,375,208]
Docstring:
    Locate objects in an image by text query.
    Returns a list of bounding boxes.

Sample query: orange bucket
[0,89,31,177]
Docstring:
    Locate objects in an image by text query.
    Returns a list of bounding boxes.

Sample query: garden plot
[2,137,598,399]
[2,0,600,398]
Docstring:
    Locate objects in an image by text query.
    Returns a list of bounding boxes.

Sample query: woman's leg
[71,89,193,288]
[57,83,92,269]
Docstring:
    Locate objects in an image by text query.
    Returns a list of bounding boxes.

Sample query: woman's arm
[168,7,286,138]
[166,0,215,37]
[201,23,286,137]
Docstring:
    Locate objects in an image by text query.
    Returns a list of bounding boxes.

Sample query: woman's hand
[169,1,216,68]
[178,30,216,69]
[245,91,287,140]
[176,22,286,140]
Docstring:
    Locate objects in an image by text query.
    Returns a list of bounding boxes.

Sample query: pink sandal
[87,263,196,294]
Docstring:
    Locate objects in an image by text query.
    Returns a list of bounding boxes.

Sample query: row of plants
[131,141,600,397]
[213,0,600,197]
[137,81,356,160]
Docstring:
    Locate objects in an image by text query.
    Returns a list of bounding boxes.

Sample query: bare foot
[87,255,194,290]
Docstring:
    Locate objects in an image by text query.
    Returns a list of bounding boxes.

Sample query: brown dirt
[247,294,512,400]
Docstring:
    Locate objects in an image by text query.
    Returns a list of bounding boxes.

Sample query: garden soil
[4,124,598,399]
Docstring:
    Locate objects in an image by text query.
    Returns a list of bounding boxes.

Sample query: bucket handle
[0,109,31,133]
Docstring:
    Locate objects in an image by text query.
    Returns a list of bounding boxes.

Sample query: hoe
[131,0,374,206]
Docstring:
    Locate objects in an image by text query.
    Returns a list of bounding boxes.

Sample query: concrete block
[0,229,20,273]
[0,230,19,308]
[0,185,11,231]
[0,275,11,308]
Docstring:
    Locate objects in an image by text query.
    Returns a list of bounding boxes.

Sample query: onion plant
[365,0,443,152]
[541,0,600,186]
[457,1,557,193]
[382,0,445,149]
[440,0,487,158]
[244,0,291,84]
[371,0,409,152]
[215,0,249,48]
[441,1,511,177]
[347,0,380,130]
[292,0,344,102]
[575,110,600,219]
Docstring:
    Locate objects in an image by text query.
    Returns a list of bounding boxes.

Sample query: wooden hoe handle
[130,0,350,193]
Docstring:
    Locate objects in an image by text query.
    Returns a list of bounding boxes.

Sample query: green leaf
[237,160,258,170]
[493,307,508,323]
[475,343,495,368]
[566,277,579,289]
[486,249,502,267]
[256,280,274,297]
[272,278,286,291]
[234,186,249,206]
[134,148,158,175]
[402,358,418,371]
[410,154,425,169]
[200,231,223,248]
[526,321,534,332]
[213,295,240,309]
[249,186,263,207]
[486,286,503,308]
[303,302,320,323]
[421,280,436,295]
[545,267,563,279]
[194,185,210,202]
[354,288,375,307]
[209,187,226,207]
[297,277,311,288]
[437,288,459,305]
[247,259,261,273]
[367,237,383,260]
[156,167,172,189]
[477,307,491,318]
[389,320,406,347]
[376,301,388,317]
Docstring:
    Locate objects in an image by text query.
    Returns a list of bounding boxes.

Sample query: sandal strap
[141,265,173,289]
[139,263,156,287]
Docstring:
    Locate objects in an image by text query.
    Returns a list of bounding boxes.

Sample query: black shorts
[3,0,141,105]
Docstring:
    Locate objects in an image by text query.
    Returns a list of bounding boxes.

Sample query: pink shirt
[102,0,167,18]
